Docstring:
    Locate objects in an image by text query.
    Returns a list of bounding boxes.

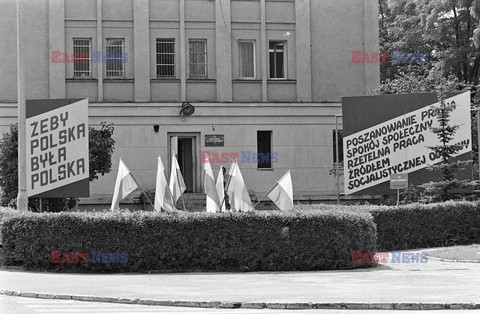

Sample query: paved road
[2,295,479,314]
[1,253,480,304]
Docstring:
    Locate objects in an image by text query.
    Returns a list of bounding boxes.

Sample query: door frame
[167,132,201,193]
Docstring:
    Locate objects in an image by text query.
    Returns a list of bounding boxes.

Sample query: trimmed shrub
[1,209,376,272]
[298,202,480,251]
[369,201,480,251]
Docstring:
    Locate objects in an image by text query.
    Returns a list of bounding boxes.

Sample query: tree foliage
[0,123,115,210]
[379,0,480,84]
[420,88,476,202]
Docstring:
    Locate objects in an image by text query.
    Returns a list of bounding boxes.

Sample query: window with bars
[73,38,91,78]
[269,41,285,79]
[105,38,125,78]
[189,39,207,79]
[239,41,255,79]
[156,39,175,78]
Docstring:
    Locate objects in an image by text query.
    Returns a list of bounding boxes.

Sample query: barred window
[239,41,255,78]
[73,38,91,78]
[156,39,175,77]
[105,38,125,78]
[189,39,207,79]
[269,41,285,79]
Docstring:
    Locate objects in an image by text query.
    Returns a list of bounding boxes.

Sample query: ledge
[187,79,216,83]
[233,79,262,83]
[103,79,134,83]
[151,78,180,83]
[267,79,297,84]
[66,78,98,82]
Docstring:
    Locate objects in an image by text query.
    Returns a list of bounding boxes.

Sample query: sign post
[390,173,408,206]
[16,0,28,211]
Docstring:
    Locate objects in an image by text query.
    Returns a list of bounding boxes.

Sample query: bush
[369,201,480,251]
[0,209,377,272]
[297,202,480,251]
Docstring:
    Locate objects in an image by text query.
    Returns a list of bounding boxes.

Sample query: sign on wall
[26,99,89,197]
[205,134,224,147]
[342,92,471,195]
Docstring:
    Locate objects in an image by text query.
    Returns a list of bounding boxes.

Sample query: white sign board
[344,92,471,195]
[26,99,89,197]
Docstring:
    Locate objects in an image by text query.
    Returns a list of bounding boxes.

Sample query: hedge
[369,201,480,251]
[298,201,480,251]
[0,209,377,272]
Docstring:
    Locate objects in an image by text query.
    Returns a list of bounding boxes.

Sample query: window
[189,39,207,78]
[269,41,285,79]
[257,131,272,169]
[239,41,255,78]
[73,38,91,78]
[156,39,175,77]
[105,38,125,78]
[333,130,344,165]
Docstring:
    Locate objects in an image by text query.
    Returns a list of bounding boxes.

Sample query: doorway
[168,133,201,193]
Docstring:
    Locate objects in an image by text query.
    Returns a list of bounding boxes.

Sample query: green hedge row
[369,201,480,251]
[0,208,376,272]
[298,201,480,251]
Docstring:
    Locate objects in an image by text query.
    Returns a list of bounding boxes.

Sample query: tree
[420,87,476,202]
[379,0,480,84]
[0,122,115,210]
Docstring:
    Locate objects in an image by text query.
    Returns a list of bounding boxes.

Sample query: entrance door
[178,138,194,192]
[169,133,200,193]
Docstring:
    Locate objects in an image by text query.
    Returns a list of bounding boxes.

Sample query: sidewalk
[1,250,479,310]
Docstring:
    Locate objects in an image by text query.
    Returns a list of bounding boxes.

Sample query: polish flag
[266,171,294,211]
[226,161,253,212]
[169,151,187,204]
[154,155,177,212]
[203,159,221,213]
[110,159,139,211]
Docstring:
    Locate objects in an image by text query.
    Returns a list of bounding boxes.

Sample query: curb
[1,290,480,310]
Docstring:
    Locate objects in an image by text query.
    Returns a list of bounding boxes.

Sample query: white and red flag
[203,159,221,213]
[154,155,177,212]
[226,161,253,212]
[169,151,187,204]
[266,171,294,211]
[110,159,139,211]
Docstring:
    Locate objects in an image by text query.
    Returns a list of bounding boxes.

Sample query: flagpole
[253,182,279,209]
[130,175,155,210]
[181,194,186,211]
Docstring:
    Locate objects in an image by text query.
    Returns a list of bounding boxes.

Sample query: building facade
[0,0,380,208]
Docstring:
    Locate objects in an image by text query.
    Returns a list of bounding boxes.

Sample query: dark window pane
[257,131,272,169]
[333,130,344,164]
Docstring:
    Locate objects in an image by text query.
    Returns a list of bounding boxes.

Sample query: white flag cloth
[226,161,253,212]
[110,159,139,211]
[154,155,177,212]
[267,171,294,211]
[204,160,221,213]
[216,167,226,212]
[169,151,187,203]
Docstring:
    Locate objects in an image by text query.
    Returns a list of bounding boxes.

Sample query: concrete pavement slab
[0,251,479,308]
